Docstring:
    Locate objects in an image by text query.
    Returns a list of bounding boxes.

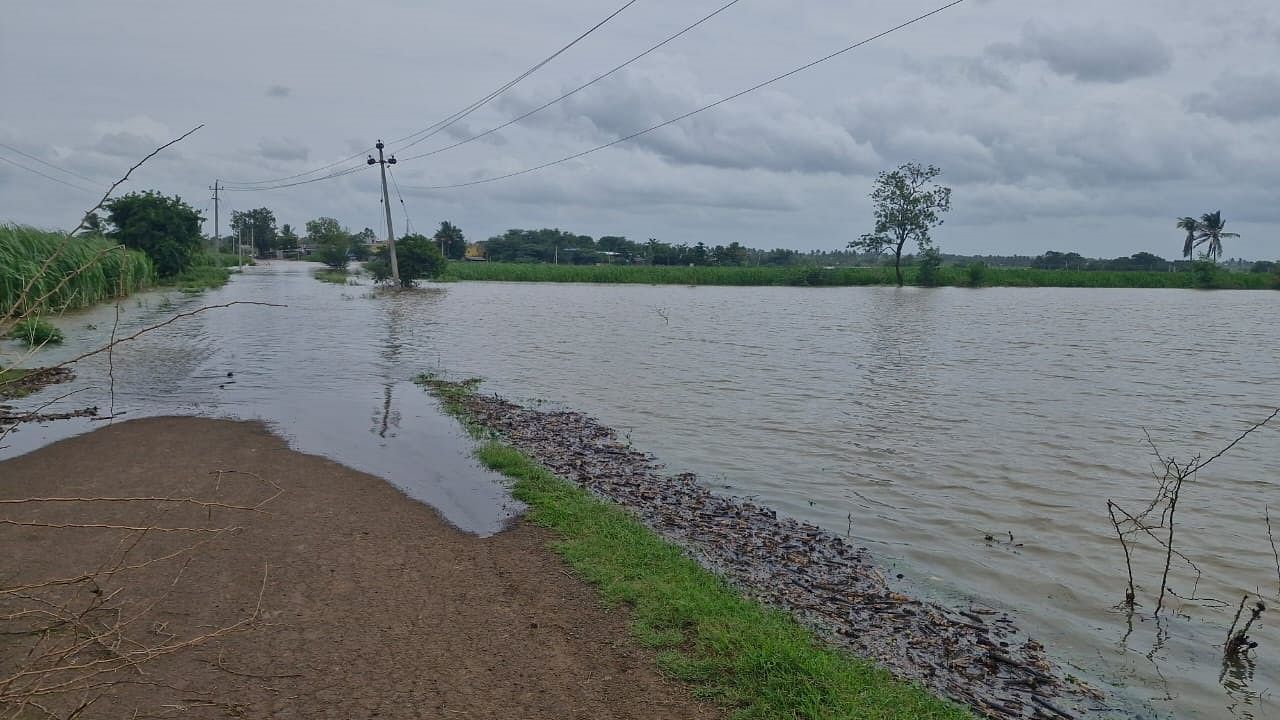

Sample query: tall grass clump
[8,317,63,346]
[0,225,155,318]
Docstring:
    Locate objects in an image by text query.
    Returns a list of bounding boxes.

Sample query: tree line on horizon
[68,187,1273,283]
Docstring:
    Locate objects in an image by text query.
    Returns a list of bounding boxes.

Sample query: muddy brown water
[1,262,1276,718]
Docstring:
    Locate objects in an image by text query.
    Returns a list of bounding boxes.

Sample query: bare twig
[1224,597,1266,658]
[0,497,266,513]
[0,388,91,446]
[70,125,205,239]
[0,521,236,533]
[1154,470,1184,616]
[1268,505,1280,599]
[1107,501,1137,607]
[1,124,204,327]
[47,302,285,372]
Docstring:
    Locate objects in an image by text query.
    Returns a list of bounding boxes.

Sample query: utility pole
[209,180,220,253]
[367,140,399,285]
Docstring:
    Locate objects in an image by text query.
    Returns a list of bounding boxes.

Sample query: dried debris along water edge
[418,376,1105,720]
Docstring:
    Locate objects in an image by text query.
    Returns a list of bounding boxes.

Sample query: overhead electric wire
[399,0,967,191]
[399,0,744,163]
[221,148,375,188]
[222,0,637,190]
[388,0,639,153]
[221,162,374,192]
[0,142,100,184]
[0,154,97,194]
[387,166,415,234]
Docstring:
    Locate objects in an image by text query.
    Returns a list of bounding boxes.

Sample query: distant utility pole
[209,180,220,253]
[367,140,400,285]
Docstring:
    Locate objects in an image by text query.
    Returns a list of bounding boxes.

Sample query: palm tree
[432,221,466,260]
[1176,216,1201,259]
[1196,210,1240,263]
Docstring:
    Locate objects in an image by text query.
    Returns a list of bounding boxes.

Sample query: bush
[964,261,988,288]
[104,191,204,277]
[367,234,445,287]
[1189,260,1219,289]
[917,247,943,287]
[9,317,63,346]
[314,241,350,270]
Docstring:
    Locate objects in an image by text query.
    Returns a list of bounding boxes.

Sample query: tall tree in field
[1195,210,1239,263]
[1176,216,1201,259]
[848,163,952,286]
[306,216,351,270]
[104,191,204,276]
[433,221,466,260]
[349,227,376,261]
[230,208,278,256]
[278,223,299,252]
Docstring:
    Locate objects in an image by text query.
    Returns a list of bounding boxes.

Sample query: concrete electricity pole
[367,140,400,285]
[209,180,220,253]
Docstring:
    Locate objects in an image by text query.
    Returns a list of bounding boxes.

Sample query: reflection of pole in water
[375,298,405,438]
[379,383,392,438]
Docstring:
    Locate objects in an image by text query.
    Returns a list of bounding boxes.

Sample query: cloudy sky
[3,0,1278,259]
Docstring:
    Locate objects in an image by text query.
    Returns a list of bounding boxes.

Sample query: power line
[399,0,967,191]
[387,166,415,235]
[221,148,374,187]
[399,0,744,163]
[0,154,97,194]
[224,0,638,190]
[221,162,373,192]
[0,142,100,184]
[388,0,639,154]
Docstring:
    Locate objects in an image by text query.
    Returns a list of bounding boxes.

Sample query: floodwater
[0,265,522,534]
[3,262,1277,718]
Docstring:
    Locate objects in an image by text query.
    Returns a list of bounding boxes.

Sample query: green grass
[420,375,971,719]
[199,251,253,268]
[8,317,63,346]
[162,263,231,292]
[0,224,155,317]
[313,268,350,284]
[0,368,38,398]
[441,261,1277,290]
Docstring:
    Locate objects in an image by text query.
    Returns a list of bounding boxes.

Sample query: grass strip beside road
[423,377,972,720]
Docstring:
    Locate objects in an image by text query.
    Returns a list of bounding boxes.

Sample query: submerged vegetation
[442,260,1276,289]
[0,225,154,317]
[7,317,63,346]
[313,267,351,284]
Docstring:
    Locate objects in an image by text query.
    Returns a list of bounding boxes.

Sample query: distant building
[464,242,487,261]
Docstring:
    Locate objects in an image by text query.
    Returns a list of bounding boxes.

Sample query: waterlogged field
[3,264,1277,718]
[443,260,1278,289]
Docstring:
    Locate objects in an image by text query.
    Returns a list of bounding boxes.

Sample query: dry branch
[1,467,281,717]
[1,125,203,329]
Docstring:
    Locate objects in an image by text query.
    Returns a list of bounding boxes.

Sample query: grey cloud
[93,131,167,159]
[3,0,1280,259]
[1187,73,1280,122]
[987,24,1173,83]
[907,56,1014,91]
[257,138,309,162]
[506,68,882,176]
